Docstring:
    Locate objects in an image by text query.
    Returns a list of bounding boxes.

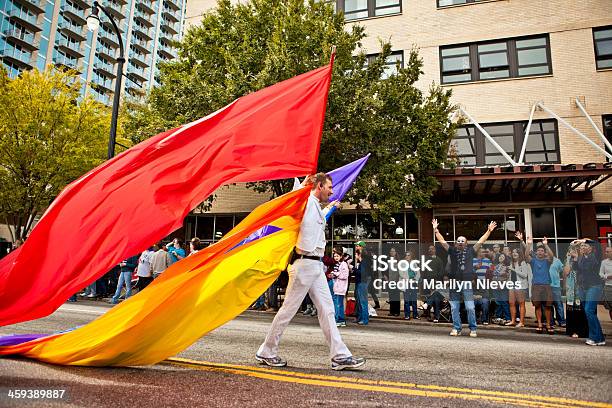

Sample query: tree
[126,0,457,218]
[0,68,113,241]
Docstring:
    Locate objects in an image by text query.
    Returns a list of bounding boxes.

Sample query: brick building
[119,1,612,257]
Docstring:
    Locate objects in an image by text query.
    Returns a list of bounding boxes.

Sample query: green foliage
[0,68,111,240]
[125,0,457,219]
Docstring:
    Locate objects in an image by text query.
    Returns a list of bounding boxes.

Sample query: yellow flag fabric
[0,187,310,366]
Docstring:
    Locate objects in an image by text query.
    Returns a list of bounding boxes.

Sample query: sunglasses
[456,239,466,244]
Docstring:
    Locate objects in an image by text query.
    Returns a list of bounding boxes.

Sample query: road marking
[163,358,611,408]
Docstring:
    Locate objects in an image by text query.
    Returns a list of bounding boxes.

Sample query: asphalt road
[1,302,611,408]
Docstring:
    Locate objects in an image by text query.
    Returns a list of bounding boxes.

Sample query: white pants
[257,259,352,360]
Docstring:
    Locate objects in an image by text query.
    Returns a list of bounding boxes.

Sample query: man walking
[256,173,365,370]
[432,219,497,337]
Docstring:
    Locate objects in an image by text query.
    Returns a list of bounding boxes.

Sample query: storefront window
[332,214,356,240]
[555,207,578,237]
[454,215,505,242]
[382,213,405,239]
[531,207,555,238]
[195,216,214,240]
[356,213,380,239]
[214,216,233,240]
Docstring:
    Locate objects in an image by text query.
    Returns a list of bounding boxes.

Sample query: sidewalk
[246,302,612,336]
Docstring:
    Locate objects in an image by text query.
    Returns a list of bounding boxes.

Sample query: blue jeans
[579,286,605,343]
[404,288,418,318]
[356,281,369,324]
[83,281,97,296]
[255,294,265,307]
[328,279,334,296]
[112,271,132,302]
[551,286,566,325]
[450,287,477,332]
[475,296,490,323]
[425,291,444,320]
[333,294,345,323]
[493,289,510,320]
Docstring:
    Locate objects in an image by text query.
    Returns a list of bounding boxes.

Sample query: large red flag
[0,62,333,326]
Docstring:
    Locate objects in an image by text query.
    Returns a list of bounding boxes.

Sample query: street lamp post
[86,0,125,160]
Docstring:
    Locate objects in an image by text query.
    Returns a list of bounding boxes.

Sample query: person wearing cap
[256,173,366,370]
[432,219,497,337]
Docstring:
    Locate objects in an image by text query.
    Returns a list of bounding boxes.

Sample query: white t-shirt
[136,250,154,277]
[600,258,612,287]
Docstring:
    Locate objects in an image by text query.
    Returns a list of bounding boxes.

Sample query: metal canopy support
[457,107,518,166]
[537,102,612,161]
[574,97,612,153]
[518,103,538,164]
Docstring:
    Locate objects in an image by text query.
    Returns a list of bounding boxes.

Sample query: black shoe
[374,303,380,309]
[256,355,287,367]
[331,356,366,371]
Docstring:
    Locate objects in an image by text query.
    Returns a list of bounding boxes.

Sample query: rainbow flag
[0,187,309,366]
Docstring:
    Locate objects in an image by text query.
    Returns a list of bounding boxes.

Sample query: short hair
[313,172,332,189]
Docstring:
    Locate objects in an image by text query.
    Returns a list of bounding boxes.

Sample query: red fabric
[0,63,333,326]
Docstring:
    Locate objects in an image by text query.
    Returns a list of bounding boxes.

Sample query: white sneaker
[450,329,460,336]
[469,331,477,338]
[586,339,606,346]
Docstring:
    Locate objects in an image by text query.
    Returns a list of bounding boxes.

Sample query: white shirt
[296,193,329,257]
[600,258,612,287]
[136,250,154,277]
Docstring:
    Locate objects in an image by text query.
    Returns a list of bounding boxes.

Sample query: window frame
[336,0,402,21]
[453,119,560,167]
[439,34,552,84]
[593,26,612,70]
[437,0,487,7]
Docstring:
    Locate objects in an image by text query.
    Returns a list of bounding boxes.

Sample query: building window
[337,0,401,21]
[593,26,612,70]
[440,34,551,84]
[365,51,404,78]
[454,126,477,166]
[603,115,612,161]
[437,0,487,7]
[452,119,559,166]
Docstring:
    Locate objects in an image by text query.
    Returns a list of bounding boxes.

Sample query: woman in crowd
[386,247,401,317]
[508,248,530,327]
[563,244,585,338]
[492,253,511,325]
[331,248,349,327]
[401,250,420,320]
[189,237,202,256]
[573,239,605,346]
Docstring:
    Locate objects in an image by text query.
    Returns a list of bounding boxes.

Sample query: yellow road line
[163,358,611,408]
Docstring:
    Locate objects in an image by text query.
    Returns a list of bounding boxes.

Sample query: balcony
[98,25,121,48]
[3,28,38,51]
[7,6,41,32]
[52,51,82,73]
[130,36,150,54]
[127,65,148,82]
[162,7,179,22]
[94,57,117,78]
[137,0,156,14]
[60,3,87,25]
[11,0,45,14]
[132,23,152,40]
[164,0,180,11]
[157,41,176,59]
[0,45,33,69]
[56,37,84,58]
[91,74,114,93]
[106,1,125,20]
[129,51,149,68]
[96,43,117,62]
[126,84,146,97]
[58,19,87,41]
[134,9,154,27]
[160,19,178,35]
